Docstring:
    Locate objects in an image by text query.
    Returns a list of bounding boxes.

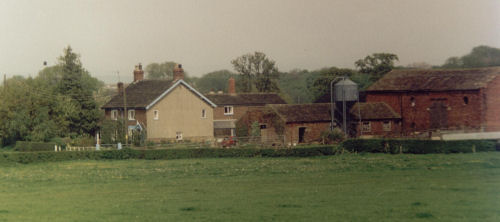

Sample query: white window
[383,121,391,131]
[111,110,118,120]
[153,110,159,120]
[128,110,135,120]
[362,121,371,132]
[224,106,233,115]
[176,132,183,141]
[201,109,206,118]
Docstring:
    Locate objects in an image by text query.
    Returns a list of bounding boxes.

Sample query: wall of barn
[484,76,500,131]
[366,90,483,135]
[353,119,401,138]
[284,122,330,145]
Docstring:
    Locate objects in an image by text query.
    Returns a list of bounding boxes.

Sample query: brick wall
[484,76,500,131]
[353,119,401,137]
[366,90,483,134]
[213,106,251,120]
[284,122,330,145]
[104,109,147,128]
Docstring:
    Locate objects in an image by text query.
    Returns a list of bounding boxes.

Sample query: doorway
[298,127,306,143]
[429,101,448,129]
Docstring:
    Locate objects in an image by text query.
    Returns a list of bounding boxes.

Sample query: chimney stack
[173,64,184,81]
[133,63,144,82]
[228,77,236,94]
[117,82,124,95]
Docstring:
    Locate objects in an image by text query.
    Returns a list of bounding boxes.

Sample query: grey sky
[1,0,499,83]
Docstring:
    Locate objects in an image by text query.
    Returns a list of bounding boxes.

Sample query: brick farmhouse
[102,64,216,142]
[365,67,500,137]
[204,77,286,138]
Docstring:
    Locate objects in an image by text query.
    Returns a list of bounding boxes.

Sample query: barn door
[429,101,448,129]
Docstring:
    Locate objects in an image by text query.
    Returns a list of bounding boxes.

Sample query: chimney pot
[173,64,184,81]
[133,63,144,82]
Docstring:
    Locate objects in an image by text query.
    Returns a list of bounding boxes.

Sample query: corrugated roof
[268,103,331,123]
[205,93,286,106]
[366,67,500,92]
[350,102,401,120]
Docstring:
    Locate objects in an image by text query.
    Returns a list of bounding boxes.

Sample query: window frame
[128,109,135,120]
[153,110,159,120]
[361,121,371,132]
[224,106,234,115]
[111,110,118,120]
[201,109,206,118]
[382,121,391,131]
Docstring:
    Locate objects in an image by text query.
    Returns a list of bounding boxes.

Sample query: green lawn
[0,153,499,221]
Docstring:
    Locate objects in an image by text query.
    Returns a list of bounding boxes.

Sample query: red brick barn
[239,104,332,145]
[350,102,402,138]
[365,67,500,136]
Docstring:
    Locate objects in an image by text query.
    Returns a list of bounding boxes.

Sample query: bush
[15,141,57,152]
[341,139,497,154]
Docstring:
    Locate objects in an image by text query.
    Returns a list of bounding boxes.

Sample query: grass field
[0,153,499,221]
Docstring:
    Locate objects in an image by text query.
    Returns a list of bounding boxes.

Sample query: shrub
[15,141,57,152]
[320,128,345,144]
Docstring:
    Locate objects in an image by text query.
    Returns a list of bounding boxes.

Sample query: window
[201,109,206,118]
[362,122,371,132]
[111,110,118,120]
[224,106,233,115]
[176,132,183,141]
[153,110,159,120]
[410,97,416,107]
[383,121,391,131]
[128,110,135,120]
[463,96,469,105]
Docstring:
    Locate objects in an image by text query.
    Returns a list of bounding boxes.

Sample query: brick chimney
[173,64,184,81]
[228,77,236,94]
[133,63,144,82]
[117,82,124,95]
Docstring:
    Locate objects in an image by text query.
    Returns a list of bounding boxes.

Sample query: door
[298,127,306,143]
[429,101,448,129]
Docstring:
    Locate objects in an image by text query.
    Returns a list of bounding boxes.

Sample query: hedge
[340,139,497,154]
[0,146,337,164]
[15,141,56,152]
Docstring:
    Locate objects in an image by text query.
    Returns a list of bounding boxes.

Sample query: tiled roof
[350,102,401,120]
[205,93,286,106]
[268,103,331,123]
[102,80,215,109]
[366,67,500,92]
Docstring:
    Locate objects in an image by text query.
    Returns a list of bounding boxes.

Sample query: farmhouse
[365,67,500,136]
[102,64,216,142]
[350,102,402,138]
[205,77,286,138]
[239,103,332,145]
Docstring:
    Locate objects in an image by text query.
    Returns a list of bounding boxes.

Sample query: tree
[307,67,358,102]
[193,70,236,93]
[354,53,399,82]
[442,45,500,68]
[231,52,280,93]
[145,61,177,79]
[57,46,101,136]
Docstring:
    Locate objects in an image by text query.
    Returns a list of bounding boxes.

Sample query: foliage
[341,139,496,154]
[235,119,249,137]
[320,128,345,144]
[192,69,236,93]
[99,119,126,144]
[278,69,315,103]
[250,121,261,142]
[354,53,399,82]
[57,46,101,136]
[231,52,280,92]
[441,45,500,68]
[145,61,177,79]
[14,141,56,152]
[306,67,358,102]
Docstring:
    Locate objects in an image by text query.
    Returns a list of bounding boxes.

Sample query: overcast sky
[1,0,499,83]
